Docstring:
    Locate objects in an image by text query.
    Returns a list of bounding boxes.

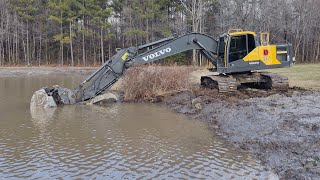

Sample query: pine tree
[11,0,39,66]
[65,0,83,66]
[48,0,82,66]
[86,0,112,64]
[48,0,66,65]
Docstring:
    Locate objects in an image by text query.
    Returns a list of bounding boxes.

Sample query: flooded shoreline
[1,67,319,179]
[0,73,276,179]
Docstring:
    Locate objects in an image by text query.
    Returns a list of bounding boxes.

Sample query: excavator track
[201,72,289,92]
[201,75,238,92]
[259,72,289,90]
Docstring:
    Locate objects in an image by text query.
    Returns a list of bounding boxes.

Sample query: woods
[0,0,319,66]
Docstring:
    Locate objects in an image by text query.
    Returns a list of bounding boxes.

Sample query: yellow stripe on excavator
[277,51,287,54]
[121,52,129,61]
[243,46,281,65]
[229,31,257,37]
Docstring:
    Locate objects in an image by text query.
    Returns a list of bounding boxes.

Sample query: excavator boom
[71,33,218,103]
[133,33,218,65]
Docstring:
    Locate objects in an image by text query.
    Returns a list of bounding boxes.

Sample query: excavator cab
[202,29,293,92]
[216,29,293,74]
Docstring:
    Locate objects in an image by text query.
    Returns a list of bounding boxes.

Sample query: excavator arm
[132,33,218,65]
[59,33,218,103]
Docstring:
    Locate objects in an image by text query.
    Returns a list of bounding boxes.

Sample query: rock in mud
[30,89,57,108]
[30,89,57,128]
[192,97,203,110]
[54,85,76,105]
[88,92,118,105]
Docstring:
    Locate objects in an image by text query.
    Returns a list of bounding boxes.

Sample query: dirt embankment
[165,88,320,179]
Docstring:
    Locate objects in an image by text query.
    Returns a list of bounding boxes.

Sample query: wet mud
[165,88,320,179]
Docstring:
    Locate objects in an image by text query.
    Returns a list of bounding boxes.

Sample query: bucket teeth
[45,86,77,105]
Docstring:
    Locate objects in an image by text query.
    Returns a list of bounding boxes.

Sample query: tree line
[0,0,319,66]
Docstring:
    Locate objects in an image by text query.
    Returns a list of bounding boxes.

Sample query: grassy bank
[191,64,320,90]
[268,64,320,90]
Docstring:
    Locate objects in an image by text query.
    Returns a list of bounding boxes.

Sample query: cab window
[229,34,256,63]
[248,34,256,52]
[229,35,247,62]
[218,37,225,59]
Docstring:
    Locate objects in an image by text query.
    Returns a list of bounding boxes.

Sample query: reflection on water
[0,75,277,179]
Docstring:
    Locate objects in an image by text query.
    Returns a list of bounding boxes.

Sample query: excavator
[40,29,293,105]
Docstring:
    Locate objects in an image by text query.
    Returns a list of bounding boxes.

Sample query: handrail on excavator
[228,29,244,34]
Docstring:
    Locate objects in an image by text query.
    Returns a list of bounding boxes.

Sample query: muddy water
[0,75,275,179]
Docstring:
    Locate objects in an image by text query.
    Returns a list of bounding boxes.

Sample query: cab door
[217,36,226,67]
[227,34,257,69]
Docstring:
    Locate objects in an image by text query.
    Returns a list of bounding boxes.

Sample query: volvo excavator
[40,29,293,106]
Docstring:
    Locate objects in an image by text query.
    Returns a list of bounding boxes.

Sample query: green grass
[268,64,320,90]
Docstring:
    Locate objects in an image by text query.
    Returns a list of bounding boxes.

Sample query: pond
[0,75,276,179]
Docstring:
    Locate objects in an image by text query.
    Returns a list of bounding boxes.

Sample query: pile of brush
[119,65,193,102]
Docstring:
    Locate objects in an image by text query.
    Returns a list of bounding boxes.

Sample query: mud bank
[165,89,320,179]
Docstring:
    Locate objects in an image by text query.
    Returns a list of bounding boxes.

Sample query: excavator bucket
[31,86,77,108]
[31,47,136,108]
